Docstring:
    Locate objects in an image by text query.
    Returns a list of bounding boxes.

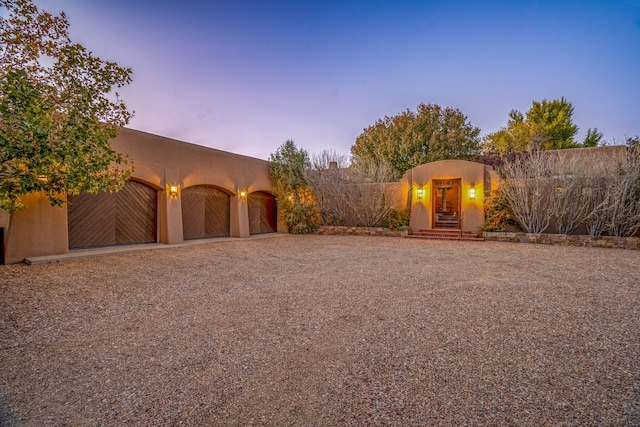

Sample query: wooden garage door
[248,191,277,234]
[68,180,158,249]
[182,185,230,239]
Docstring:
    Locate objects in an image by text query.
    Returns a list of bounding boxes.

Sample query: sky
[31,0,640,160]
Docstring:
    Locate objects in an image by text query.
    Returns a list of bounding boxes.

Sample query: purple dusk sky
[35,0,640,160]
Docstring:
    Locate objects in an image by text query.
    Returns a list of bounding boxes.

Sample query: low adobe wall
[483,232,640,250]
[316,226,404,238]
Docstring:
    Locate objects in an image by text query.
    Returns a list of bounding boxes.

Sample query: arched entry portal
[433,179,461,229]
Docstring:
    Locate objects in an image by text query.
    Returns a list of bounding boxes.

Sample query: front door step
[434,212,459,229]
[408,229,484,242]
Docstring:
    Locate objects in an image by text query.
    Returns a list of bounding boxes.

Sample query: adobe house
[10,131,625,264]
[400,160,494,234]
[0,128,278,264]
[1,132,497,264]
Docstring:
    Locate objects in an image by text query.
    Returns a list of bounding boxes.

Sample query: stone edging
[482,232,640,250]
[316,226,404,237]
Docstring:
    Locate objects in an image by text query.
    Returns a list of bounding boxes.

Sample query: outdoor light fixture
[239,190,247,201]
[169,184,179,199]
[469,186,476,200]
[416,188,424,201]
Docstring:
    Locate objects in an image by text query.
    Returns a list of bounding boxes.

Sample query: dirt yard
[1,234,639,426]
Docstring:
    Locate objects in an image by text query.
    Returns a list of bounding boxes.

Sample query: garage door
[181,185,230,239]
[68,180,158,249]
[248,191,277,234]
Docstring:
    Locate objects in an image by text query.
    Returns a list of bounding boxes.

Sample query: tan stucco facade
[401,160,492,234]
[1,128,275,264]
[2,128,499,264]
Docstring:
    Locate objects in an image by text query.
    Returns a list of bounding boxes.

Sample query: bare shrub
[583,157,615,237]
[501,143,640,237]
[603,142,640,237]
[547,153,590,235]
[306,152,401,227]
[499,150,554,233]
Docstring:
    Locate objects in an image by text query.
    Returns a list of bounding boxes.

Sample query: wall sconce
[416,188,424,201]
[239,190,247,201]
[169,184,179,199]
[469,186,476,200]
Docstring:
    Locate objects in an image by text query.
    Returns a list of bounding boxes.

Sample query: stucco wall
[111,128,273,241]
[111,128,272,195]
[1,192,69,264]
[2,128,275,264]
[402,160,490,234]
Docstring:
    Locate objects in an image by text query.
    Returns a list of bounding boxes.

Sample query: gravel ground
[1,234,639,426]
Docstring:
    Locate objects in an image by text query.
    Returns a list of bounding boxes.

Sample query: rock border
[482,232,640,250]
[316,226,405,237]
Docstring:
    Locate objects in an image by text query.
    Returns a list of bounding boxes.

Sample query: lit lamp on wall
[416,188,424,201]
[239,190,247,201]
[469,186,476,200]
[169,184,179,199]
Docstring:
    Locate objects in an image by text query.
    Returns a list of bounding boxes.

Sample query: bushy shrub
[480,188,520,232]
[383,208,410,230]
[285,201,319,234]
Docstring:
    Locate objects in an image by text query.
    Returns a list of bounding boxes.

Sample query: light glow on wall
[169,184,179,199]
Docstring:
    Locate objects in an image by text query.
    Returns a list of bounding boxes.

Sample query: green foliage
[480,188,520,232]
[0,0,133,214]
[284,202,319,234]
[526,97,578,150]
[483,98,584,154]
[383,208,410,230]
[269,140,319,234]
[351,103,481,180]
[582,128,603,148]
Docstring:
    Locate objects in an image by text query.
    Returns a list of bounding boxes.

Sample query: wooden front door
[432,179,461,229]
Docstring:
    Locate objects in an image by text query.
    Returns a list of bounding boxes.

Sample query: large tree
[0,0,133,217]
[351,103,481,181]
[483,98,600,154]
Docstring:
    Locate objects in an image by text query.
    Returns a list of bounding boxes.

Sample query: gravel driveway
[1,234,639,426]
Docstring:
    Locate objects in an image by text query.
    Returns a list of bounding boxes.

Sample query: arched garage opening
[68,180,158,249]
[181,185,230,239]
[248,191,277,234]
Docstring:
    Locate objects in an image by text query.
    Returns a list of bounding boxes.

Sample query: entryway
[432,179,461,229]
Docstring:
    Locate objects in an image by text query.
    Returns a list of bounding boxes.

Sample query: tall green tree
[351,103,481,180]
[0,0,133,217]
[526,97,578,150]
[483,98,601,154]
[269,140,318,234]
